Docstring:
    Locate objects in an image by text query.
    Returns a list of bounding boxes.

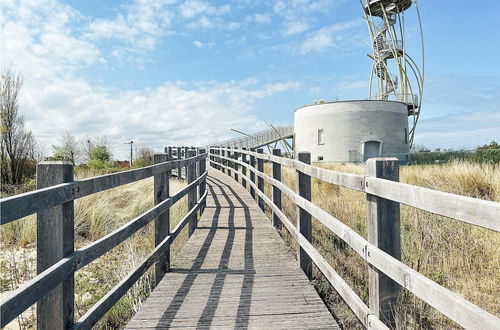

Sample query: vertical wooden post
[257,148,264,211]
[272,149,282,230]
[297,152,312,280]
[36,161,74,329]
[249,148,256,199]
[227,149,232,177]
[234,147,239,183]
[184,146,189,180]
[366,158,401,327]
[176,146,182,179]
[198,148,206,212]
[221,149,226,173]
[187,150,197,237]
[154,153,170,284]
[241,147,247,189]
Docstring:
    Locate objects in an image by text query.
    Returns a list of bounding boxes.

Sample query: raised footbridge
[1,146,499,329]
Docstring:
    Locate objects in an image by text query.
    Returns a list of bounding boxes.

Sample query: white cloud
[178,0,230,18]
[253,13,271,24]
[299,20,362,54]
[1,0,299,160]
[193,40,215,49]
[284,21,310,35]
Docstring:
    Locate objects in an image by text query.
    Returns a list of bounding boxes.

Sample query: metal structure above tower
[362,0,424,147]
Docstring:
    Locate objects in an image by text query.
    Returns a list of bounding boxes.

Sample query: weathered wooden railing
[0,147,207,329]
[208,146,500,330]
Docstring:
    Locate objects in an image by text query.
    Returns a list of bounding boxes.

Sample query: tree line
[1,69,155,193]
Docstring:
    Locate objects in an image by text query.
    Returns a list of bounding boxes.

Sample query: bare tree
[1,69,36,185]
[135,145,154,167]
[51,130,81,164]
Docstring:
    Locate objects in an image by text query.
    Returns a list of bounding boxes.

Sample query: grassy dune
[262,160,500,329]
[1,161,499,329]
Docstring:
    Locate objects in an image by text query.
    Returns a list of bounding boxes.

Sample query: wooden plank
[36,161,75,330]
[126,169,337,329]
[296,152,312,280]
[365,176,500,232]
[154,153,170,284]
[366,158,401,327]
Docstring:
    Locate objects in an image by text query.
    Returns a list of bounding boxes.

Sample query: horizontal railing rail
[0,154,205,225]
[1,147,208,329]
[208,146,500,330]
[211,147,499,231]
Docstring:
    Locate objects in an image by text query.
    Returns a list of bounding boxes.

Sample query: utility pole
[124,140,133,167]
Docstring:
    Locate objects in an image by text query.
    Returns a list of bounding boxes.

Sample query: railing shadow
[155,174,254,329]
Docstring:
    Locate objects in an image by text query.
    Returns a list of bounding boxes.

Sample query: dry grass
[0,174,190,329]
[262,160,500,329]
[1,161,499,329]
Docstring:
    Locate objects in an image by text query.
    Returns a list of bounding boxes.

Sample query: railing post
[297,152,312,280]
[272,149,282,230]
[241,147,247,189]
[36,161,74,329]
[198,148,206,212]
[234,147,239,183]
[184,146,189,180]
[249,148,256,199]
[177,146,182,179]
[366,158,401,327]
[227,149,233,177]
[257,148,264,211]
[221,149,226,173]
[154,153,170,284]
[187,150,197,237]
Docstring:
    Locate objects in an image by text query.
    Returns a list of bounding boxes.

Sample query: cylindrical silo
[293,100,409,163]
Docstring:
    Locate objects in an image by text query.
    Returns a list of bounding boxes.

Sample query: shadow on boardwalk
[156,176,255,328]
[126,169,337,329]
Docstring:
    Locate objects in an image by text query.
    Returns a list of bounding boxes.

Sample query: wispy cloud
[300,20,362,54]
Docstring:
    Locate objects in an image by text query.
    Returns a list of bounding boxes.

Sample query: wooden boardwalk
[126,168,338,329]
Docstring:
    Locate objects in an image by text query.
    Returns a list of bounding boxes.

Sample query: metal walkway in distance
[215,125,293,149]
[126,168,338,329]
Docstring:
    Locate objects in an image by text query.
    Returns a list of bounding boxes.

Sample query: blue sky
[1,0,499,159]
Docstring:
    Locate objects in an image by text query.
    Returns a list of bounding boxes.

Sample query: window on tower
[318,129,324,145]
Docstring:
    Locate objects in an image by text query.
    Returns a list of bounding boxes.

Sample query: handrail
[209,147,500,329]
[1,148,208,328]
[0,154,207,225]
[210,147,499,231]
[71,190,208,329]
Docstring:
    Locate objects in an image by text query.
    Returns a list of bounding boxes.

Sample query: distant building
[294,100,410,163]
[116,160,130,168]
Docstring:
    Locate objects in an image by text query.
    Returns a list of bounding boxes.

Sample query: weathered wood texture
[36,162,75,330]
[366,158,401,327]
[272,148,282,230]
[154,153,170,283]
[126,168,338,329]
[187,150,197,237]
[296,152,312,280]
